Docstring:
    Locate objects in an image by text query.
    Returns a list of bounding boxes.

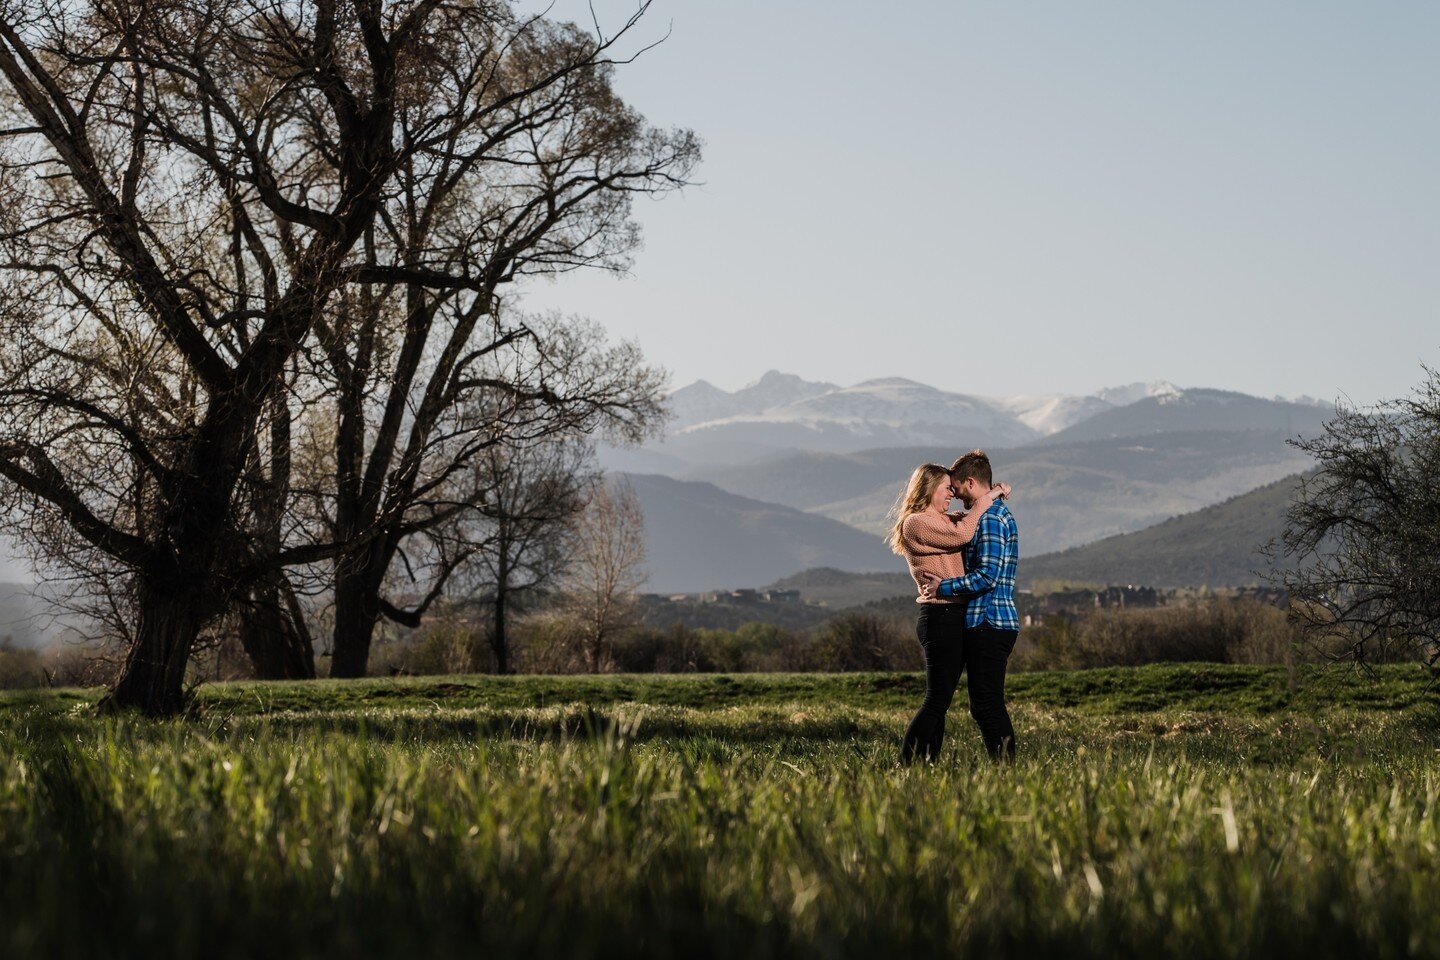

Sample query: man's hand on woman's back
[918,569,942,600]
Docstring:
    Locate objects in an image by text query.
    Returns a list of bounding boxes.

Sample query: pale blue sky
[521,0,1439,402]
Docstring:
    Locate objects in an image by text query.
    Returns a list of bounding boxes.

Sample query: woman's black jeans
[901,605,1018,764]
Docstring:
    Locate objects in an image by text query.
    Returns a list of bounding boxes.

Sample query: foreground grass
[2,664,1438,959]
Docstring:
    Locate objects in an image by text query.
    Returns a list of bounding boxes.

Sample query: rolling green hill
[1019,473,1307,588]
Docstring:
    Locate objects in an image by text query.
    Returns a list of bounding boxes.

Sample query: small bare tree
[458,436,591,674]
[563,477,646,673]
[1270,368,1440,670]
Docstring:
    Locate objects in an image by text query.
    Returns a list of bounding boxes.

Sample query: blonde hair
[886,463,952,555]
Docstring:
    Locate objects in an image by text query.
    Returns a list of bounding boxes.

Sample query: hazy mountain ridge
[612,422,1318,593]
[1036,389,1329,446]
[615,473,897,594]
[0,582,41,648]
[625,467,1306,598]
[725,473,1306,603]
[2,373,1335,607]
[691,429,1316,555]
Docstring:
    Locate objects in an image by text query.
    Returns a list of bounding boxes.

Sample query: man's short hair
[950,450,992,487]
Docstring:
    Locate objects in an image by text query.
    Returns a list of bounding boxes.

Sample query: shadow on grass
[215,706,885,747]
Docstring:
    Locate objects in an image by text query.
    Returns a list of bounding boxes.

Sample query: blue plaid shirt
[936,499,1019,630]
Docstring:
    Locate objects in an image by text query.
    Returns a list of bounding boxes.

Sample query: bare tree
[1270,369,1440,670]
[563,477,646,673]
[0,0,422,713]
[0,0,687,712]
[460,436,591,674]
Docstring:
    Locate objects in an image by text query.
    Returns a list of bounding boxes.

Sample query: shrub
[804,612,920,672]
[0,639,41,689]
[609,622,803,673]
[1019,599,1313,670]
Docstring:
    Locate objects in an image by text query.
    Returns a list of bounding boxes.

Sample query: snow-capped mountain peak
[652,372,1326,466]
[666,371,837,431]
[735,370,837,409]
[665,373,1191,447]
[987,393,1116,435]
[1094,380,1181,406]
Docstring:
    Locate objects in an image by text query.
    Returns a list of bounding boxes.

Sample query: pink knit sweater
[899,508,986,605]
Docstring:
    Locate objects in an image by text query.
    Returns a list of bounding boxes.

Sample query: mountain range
[0,372,1335,605]
[641,372,1193,466]
[604,373,1333,592]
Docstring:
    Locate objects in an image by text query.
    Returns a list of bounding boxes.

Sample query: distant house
[1234,586,1289,607]
[1098,586,1160,610]
[763,589,801,603]
[1021,585,1161,625]
[1040,589,1099,615]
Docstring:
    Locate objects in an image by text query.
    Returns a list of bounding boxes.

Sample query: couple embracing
[888,450,1020,765]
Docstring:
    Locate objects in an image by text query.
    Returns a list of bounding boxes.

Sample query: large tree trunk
[330,566,383,678]
[488,545,513,675]
[237,396,314,680]
[105,378,302,708]
[105,405,253,713]
[102,577,212,716]
[238,576,315,680]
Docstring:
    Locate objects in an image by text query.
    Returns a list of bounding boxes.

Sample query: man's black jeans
[964,623,1019,760]
[901,607,1018,764]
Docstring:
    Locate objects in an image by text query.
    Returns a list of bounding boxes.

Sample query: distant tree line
[0,0,695,713]
[373,594,1356,677]
[5,587,1427,692]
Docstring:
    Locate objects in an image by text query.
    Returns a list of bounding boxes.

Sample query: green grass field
[3,664,1438,959]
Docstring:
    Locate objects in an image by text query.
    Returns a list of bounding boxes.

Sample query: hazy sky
[520,0,1439,402]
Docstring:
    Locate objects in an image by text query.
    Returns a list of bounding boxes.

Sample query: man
[919,450,1020,760]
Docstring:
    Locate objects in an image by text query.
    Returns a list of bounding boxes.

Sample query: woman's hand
[992,482,1012,500]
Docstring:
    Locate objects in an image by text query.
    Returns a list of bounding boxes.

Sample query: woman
[887,463,1008,764]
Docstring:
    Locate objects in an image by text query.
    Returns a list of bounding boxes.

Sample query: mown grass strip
[5,662,1428,719]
